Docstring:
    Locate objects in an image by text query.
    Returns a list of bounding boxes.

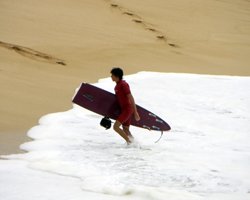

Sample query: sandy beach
[1,0,250,155]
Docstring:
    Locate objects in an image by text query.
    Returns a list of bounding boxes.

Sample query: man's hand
[134,111,140,121]
[127,94,140,121]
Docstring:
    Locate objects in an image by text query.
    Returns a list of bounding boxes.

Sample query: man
[111,68,140,144]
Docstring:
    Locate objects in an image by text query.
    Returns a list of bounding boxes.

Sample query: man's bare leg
[113,121,132,144]
[122,125,134,142]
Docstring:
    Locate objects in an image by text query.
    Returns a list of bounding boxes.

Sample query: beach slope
[0,0,250,154]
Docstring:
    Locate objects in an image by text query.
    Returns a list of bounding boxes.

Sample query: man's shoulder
[121,80,129,86]
[116,80,130,92]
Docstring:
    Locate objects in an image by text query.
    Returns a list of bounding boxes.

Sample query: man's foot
[127,136,134,145]
[126,139,141,148]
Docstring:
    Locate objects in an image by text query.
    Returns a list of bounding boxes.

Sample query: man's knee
[113,124,118,131]
[122,125,129,131]
[113,121,121,131]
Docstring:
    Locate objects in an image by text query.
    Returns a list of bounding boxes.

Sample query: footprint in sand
[110,3,119,8]
[123,11,134,16]
[168,43,179,48]
[156,35,167,41]
[0,41,66,66]
[106,0,179,48]
[147,28,157,32]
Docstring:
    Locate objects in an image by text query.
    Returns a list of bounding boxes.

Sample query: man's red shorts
[117,107,134,127]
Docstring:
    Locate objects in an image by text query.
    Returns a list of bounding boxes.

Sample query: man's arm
[128,94,140,121]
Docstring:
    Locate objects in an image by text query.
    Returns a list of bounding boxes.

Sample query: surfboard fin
[154,131,163,143]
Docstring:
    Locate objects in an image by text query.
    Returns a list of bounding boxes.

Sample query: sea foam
[1,72,250,200]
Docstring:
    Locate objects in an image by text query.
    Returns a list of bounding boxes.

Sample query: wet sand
[0,0,250,155]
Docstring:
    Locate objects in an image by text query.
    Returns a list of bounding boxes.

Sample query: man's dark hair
[111,68,123,80]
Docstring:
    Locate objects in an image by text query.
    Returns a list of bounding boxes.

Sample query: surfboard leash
[154,130,164,143]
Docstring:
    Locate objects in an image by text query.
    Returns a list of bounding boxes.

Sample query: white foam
[1,72,250,200]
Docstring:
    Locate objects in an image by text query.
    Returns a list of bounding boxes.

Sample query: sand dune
[0,0,250,154]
